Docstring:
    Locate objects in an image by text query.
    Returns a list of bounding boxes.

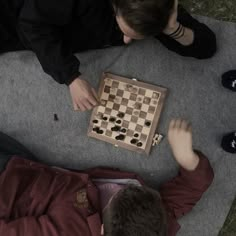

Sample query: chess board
[88,73,167,155]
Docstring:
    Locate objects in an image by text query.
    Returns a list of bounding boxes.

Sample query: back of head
[111,0,175,36]
[103,185,167,236]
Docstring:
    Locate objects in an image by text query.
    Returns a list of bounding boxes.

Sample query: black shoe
[222,70,236,92]
[221,132,236,154]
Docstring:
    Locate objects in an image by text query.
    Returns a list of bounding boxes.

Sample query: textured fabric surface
[0,16,235,236]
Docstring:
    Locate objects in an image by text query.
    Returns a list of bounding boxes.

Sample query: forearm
[18,0,80,85]
[163,21,194,46]
[175,150,199,171]
[160,151,214,218]
[156,6,217,59]
[18,21,80,84]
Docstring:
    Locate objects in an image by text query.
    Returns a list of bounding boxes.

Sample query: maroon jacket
[0,152,213,236]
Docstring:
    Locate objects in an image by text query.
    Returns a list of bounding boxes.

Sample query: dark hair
[111,0,175,36]
[103,185,167,236]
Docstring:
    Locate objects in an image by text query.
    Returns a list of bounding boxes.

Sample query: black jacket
[1,0,217,85]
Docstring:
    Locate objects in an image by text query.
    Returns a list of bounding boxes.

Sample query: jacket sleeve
[0,205,89,236]
[159,151,214,219]
[0,215,60,236]
[18,0,81,85]
[156,6,217,59]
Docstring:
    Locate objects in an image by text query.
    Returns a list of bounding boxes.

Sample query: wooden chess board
[88,73,167,155]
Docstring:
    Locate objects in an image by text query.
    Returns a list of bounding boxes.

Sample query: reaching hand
[168,119,199,171]
[69,77,99,111]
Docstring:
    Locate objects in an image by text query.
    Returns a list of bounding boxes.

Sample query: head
[102,185,167,236]
[111,0,175,44]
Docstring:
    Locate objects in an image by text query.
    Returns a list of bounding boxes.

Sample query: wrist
[182,151,200,171]
[163,21,180,35]
[65,72,81,86]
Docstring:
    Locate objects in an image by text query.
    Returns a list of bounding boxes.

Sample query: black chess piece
[120,128,127,133]
[93,127,99,132]
[117,113,125,118]
[130,139,138,144]
[111,126,121,132]
[145,121,151,127]
[109,117,116,122]
[221,132,236,154]
[137,142,143,147]
[115,134,125,141]
[222,70,236,92]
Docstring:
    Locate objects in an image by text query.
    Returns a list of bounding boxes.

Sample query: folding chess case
[88,72,168,155]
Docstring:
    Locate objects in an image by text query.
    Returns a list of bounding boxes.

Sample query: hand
[69,77,99,111]
[163,0,179,35]
[168,119,199,171]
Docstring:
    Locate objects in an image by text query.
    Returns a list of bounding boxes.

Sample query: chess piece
[117,113,125,118]
[145,121,151,127]
[114,97,120,103]
[125,84,132,91]
[115,134,125,141]
[152,92,159,99]
[130,87,138,93]
[131,139,138,144]
[144,97,151,104]
[111,126,121,132]
[134,103,142,110]
[109,117,116,122]
[137,142,143,147]
[100,100,106,106]
[96,113,103,119]
[152,100,158,105]
[152,134,163,146]
[110,88,116,93]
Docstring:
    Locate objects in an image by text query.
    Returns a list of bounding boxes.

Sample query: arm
[18,0,80,85]
[0,215,59,236]
[18,0,98,111]
[156,2,217,59]
[0,205,87,236]
[160,119,214,219]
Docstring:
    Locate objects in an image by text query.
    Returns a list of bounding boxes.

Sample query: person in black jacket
[0,0,216,111]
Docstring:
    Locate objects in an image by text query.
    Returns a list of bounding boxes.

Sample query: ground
[180,0,236,22]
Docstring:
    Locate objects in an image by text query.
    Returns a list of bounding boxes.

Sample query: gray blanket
[0,16,235,236]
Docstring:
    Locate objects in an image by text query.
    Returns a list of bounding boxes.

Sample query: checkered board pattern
[88,73,167,155]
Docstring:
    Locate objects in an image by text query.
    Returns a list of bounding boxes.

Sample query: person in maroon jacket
[0,119,214,236]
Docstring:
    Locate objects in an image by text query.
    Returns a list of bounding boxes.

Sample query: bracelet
[168,23,182,37]
[173,26,185,39]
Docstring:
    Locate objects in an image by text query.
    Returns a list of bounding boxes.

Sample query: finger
[91,88,99,102]
[88,93,99,106]
[78,101,86,112]
[175,119,182,129]
[169,119,176,129]
[187,123,192,132]
[83,100,93,110]
[73,101,79,111]
[180,119,188,130]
